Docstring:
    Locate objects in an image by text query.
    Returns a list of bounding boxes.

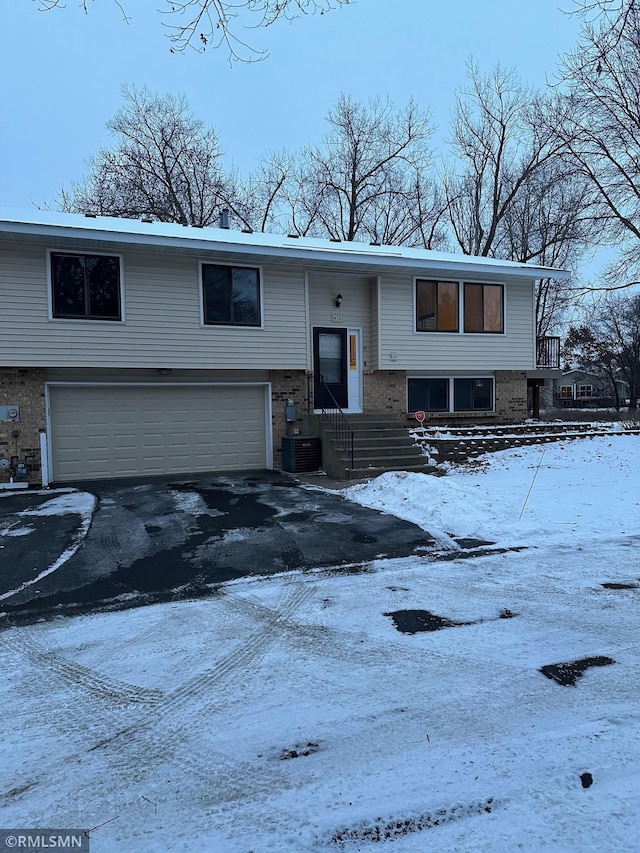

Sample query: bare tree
[36,0,352,61]
[444,62,566,258]
[443,62,599,333]
[289,95,446,248]
[222,151,295,233]
[564,292,640,408]
[501,156,602,334]
[60,85,230,226]
[554,0,640,288]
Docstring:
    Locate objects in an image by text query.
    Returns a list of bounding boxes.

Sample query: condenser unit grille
[282,435,321,473]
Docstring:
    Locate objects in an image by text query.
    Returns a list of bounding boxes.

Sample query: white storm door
[346,328,363,413]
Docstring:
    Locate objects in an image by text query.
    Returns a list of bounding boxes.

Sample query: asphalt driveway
[0,471,439,624]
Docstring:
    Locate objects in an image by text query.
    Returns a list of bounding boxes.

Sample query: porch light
[334,293,343,308]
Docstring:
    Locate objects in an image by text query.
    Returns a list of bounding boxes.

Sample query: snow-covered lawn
[1,436,638,851]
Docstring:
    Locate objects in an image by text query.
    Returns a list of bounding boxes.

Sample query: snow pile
[21,491,96,519]
[344,435,639,548]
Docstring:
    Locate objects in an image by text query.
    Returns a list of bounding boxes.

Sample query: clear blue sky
[1,1,581,211]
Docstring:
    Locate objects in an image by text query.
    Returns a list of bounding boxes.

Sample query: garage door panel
[50,385,268,481]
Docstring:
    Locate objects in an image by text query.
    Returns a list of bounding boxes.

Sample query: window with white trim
[415,279,504,334]
[415,280,459,332]
[576,384,593,398]
[50,252,122,320]
[463,283,504,333]
[408,377,494,413]
[201,263,261,326]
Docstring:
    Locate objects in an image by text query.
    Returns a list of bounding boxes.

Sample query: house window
[463,283,504,333]
[415,280,459,332]
[202,264,261,326]
[408,378,449,412]
[560,386,573,399]
[576,384,593,398]
[454,377,493,411]
[50,252,121,320]
[408,377,494,413]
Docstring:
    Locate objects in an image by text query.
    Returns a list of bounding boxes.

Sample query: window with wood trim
[50,252,122,320]
[463,283,504,333]
[415,280,459,332]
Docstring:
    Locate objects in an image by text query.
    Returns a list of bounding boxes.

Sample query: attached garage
[48,384,270,482]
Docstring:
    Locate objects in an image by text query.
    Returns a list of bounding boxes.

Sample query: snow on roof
[0,208,570,280]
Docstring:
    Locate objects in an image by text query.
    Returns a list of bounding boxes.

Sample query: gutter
[0,215,571,281]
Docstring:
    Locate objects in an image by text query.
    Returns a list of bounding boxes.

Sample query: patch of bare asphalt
[0,472,513,626]
[384,608,517,634]
[329,797,496,845]
[539,656,616,687]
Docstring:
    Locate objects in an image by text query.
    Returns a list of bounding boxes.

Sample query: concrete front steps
[311,413,640,480]
[318,413,437,480]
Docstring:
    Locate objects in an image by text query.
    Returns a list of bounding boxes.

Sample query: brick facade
[0,367,46,485]
[0,367,528,484]
[269,370,310,468]
[494,370,528,423]
[363,371,406,413]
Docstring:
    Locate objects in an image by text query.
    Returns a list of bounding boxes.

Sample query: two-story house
[0,211,566,485]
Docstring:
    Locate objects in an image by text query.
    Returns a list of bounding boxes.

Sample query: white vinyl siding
[48,384,268,481]
[369,277,380,370]
[0,243,306,369]
[307,274,372,370]
[379,272,535,371]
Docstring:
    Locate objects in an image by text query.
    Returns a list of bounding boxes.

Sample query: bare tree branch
[35,0,353,61]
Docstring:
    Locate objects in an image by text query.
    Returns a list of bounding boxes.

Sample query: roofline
[0,212,572,280]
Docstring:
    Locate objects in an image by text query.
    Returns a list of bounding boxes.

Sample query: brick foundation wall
[0,367,46,485]
[495,370,528,423]
[363,371,406,413]
[269,370,311,468]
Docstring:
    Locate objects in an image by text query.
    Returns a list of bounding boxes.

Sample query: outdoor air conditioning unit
[281,435,321,473]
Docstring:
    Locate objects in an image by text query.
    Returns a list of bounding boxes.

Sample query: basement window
[408,377,494,413]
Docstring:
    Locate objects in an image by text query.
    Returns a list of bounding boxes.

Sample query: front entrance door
[313,327,362,411]
[314,327,347,408]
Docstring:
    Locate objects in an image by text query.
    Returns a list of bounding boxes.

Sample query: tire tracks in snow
[0,631,163,706]
[3,584,318,816]
[85,584,316,750]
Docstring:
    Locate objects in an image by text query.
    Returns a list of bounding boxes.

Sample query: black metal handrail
[537,336,561,369]
[319,379,355,470]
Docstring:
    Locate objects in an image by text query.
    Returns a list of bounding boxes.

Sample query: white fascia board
[0,209,571,281]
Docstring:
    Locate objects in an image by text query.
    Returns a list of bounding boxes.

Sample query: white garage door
[49,384,268,481]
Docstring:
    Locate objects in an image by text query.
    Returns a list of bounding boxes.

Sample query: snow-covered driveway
[1,436,638,851]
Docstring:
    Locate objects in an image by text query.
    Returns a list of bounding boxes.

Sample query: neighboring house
[0,211,567,485]
[548,370,630,409]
